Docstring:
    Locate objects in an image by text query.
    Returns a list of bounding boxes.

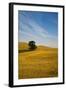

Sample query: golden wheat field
[18,42,58,79]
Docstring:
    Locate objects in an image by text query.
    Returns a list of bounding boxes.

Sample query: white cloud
[18,13,58,48]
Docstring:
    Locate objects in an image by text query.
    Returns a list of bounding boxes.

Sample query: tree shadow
[19,49,35,53]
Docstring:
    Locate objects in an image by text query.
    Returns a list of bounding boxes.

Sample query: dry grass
[18,42,58,79]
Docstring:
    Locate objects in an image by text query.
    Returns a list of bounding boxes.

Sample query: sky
[18,11,58,48]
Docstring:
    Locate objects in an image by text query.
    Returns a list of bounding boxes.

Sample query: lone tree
[28,41,37,50]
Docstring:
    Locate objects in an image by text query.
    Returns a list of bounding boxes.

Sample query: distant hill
[18,42,58,51]
[18,42,29,51]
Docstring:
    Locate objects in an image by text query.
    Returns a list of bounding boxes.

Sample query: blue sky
[18,11,58,48]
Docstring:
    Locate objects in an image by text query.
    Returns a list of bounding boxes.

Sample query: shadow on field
[19,49,35,53]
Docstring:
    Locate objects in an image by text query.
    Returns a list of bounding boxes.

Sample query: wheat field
[18,42,58,79]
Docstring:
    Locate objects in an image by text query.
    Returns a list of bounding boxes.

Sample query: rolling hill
[18,42,58,79]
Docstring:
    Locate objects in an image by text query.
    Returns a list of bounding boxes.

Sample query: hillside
[18,42,57,51]
[18,42,58,79]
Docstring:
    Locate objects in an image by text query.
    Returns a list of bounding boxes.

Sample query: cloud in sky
[18,11,58,48]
